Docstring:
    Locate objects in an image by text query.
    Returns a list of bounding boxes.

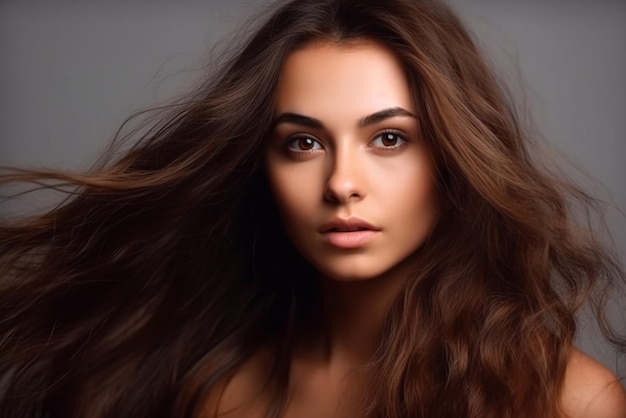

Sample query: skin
[561,348,626,418]
[265,40,438,284]
[201,40,626,418]
[265,39,439,418]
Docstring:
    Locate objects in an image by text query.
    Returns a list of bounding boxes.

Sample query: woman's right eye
[285,136,323,152]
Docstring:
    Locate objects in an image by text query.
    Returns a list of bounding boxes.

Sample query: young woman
[1,0,624,417]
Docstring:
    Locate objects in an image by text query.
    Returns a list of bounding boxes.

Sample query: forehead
[275,40,414,118]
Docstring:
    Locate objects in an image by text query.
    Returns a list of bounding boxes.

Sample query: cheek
[387,159,438,226]
[266,165,320,226]
[381,152,433,196]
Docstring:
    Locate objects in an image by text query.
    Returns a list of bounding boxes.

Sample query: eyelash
[284,134,324,153]
[370,129,407,150]
[283,129,408,153]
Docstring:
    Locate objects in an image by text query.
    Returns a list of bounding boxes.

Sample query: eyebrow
[272,107,416,130]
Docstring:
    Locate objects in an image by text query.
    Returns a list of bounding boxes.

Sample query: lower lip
[322,230,379,249]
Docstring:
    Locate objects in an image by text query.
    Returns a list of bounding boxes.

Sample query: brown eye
[298,137,315,150]
[382,133,398,146]
[286,136,322,152]
[372,131,406,149]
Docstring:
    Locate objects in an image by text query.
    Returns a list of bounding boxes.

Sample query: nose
[323,145,366,204]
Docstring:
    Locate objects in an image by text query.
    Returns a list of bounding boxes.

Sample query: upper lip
[319,217,380,233]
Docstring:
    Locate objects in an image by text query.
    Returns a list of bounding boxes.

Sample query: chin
[314,262,401,283]
[309,249,419,284]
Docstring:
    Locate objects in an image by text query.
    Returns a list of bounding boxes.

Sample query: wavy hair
[0,0,623,417]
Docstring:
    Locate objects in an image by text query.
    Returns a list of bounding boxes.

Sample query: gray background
[1,1,624,376]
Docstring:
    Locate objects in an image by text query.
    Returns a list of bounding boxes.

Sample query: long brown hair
[1,0,623,417]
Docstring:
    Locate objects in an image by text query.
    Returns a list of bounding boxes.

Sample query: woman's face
[265,40,438,281]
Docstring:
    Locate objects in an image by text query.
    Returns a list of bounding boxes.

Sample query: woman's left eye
[371,131,407,149]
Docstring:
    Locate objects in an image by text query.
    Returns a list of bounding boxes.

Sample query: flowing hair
[0,0,623,417]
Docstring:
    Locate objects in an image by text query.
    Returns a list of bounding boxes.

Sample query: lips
[327,226,369,232]
[319,217,380,233]
[319,217,380,249]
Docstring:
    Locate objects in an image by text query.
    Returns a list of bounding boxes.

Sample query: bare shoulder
[198,346,274,418]
[560,347,626,418]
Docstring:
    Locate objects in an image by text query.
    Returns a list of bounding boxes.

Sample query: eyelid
[369,128,409,150]
[283,133,324,152]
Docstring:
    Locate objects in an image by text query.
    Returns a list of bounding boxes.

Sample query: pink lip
[319,217,381,249]
[319,217,380,233]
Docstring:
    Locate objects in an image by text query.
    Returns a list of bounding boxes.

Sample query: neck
[300,264,410,370]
